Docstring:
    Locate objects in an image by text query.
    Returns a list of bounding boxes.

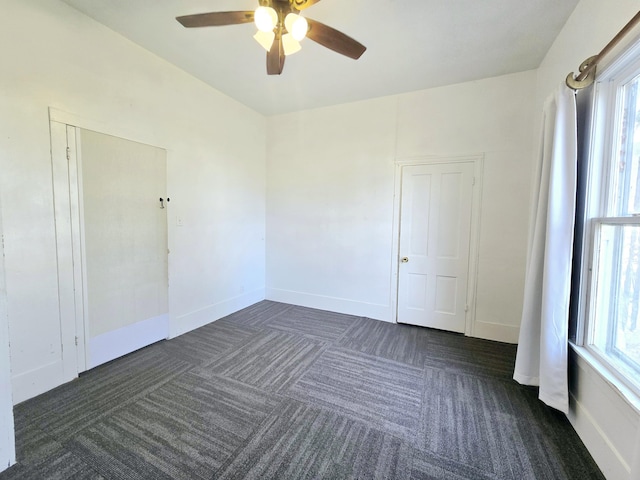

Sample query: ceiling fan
[176,0,366,75]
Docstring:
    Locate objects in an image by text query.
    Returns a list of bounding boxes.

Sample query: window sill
[570,342,640,414]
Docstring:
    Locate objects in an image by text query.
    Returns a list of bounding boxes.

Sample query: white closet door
[397,162,474,332]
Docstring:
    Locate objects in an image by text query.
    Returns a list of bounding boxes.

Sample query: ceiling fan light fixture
[282,33,302,55]
[254,6,277,32]
[253,30,275,51]
[284,13,308,41]
[175,1,367,75]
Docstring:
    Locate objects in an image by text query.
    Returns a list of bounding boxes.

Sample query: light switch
[176,216,183,226]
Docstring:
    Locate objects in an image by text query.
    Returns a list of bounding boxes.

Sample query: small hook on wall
[159,197,170,209]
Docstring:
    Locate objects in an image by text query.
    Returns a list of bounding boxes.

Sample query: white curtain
[513,83,577,414]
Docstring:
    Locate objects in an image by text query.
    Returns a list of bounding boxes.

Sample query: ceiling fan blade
[176,11,254,28]
[267,35,285,75]
[306,19,366,60]
[291,0,322,10]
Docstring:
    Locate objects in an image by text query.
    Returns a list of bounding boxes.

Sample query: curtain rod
[566,10,640,90]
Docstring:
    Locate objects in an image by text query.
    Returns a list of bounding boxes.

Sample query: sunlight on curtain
[513,83,577,414]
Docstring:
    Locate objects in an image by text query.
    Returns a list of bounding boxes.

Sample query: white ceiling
[60,0,579,115]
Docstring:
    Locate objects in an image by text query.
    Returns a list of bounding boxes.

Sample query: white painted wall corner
[170,288,266,338]
[266,288,393,322]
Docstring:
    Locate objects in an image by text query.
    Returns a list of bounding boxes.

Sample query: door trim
[392,155,484,336]
[49,108,168,150]
[49,108,170,375]
[0,189,16,469]
[50,121,84,377]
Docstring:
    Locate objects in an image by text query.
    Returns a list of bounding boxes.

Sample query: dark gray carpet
[1,301,604,479]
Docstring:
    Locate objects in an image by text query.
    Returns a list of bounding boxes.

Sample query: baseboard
[11,361,70,405]
[11,289,266,403]
[88,314,169,369]
[265,288,393,322]
[567,351,637,480]
[568,392,630,480]
[170,288,266,338]
[472,321,519,344]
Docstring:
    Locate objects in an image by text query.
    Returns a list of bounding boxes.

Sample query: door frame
[49,107,170,374]
[50,120,86,376]
[0,191,16,470]
[391,155,484,336]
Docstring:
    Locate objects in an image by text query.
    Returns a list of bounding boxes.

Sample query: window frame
[579,39,640,399]
[584,217,640,392]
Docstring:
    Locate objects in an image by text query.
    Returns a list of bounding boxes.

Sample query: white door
[79,129,169,369]
[397,162,475,332]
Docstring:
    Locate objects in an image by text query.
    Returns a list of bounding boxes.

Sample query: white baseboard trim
[11,361,70,405]
[11,289,266,403]
[568,391,630,480]
[170,288,266,338]
[472,321,519,344]
[265,288,393,322]
[567,349,637,480]
[88,314,169,369]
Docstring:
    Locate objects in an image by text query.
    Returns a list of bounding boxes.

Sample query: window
[584,49,640,395]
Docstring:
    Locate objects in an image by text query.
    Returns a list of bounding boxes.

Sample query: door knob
[401,257,409,263]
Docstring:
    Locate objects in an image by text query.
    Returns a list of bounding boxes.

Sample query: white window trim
[570,342,640,413]
[578,37,640,409]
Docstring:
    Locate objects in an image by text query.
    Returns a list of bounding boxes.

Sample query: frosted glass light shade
[254,6,277,32]
[282,33,301,55]
[253,30,275,51]
[284,13,308,41]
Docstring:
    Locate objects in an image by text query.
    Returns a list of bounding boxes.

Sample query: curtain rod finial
[566,55,598,91]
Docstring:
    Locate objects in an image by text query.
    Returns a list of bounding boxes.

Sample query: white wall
[266,70,536,343]
[266,97,398,321]
[0,0,266,403]
[535,1,640,478]
[0,198,16,472]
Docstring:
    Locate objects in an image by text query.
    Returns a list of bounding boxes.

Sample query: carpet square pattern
[1,301,604,479]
